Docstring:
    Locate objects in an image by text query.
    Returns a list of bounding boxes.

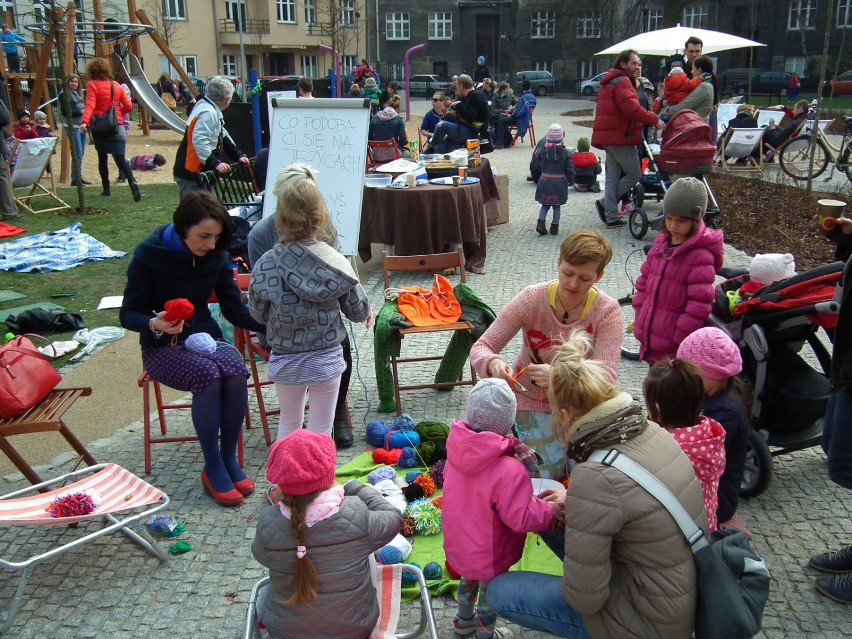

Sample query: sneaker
[116,177,127,184]
[594,199,606,224]
[606,219,627,228]
[620,201,636,216]
[810,545,852,574]
[491,628,514,639]
[452,615,476,636]
[2,212,22,220]
[815,573,852,604]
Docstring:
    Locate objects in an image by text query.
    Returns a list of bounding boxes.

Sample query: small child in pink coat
[644,358,726,531]
[442,378,556,639]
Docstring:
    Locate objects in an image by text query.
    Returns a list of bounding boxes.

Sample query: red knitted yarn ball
[413,474,436,497]
[163,298,194,322]
[401,514,417,537]
[372,448,403,465]
[48,492,96,518]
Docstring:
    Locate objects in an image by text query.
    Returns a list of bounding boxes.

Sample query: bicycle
[778,113,852,183]
[618,247,647,361]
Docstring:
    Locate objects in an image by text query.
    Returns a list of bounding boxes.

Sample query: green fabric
[335,452,563,602]
[0,290,26,303]
[373,284,496,413]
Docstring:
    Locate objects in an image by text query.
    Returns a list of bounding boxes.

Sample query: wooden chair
[381,248,477,415]
[367,139,402,170]
[510,106,537,148]
[717,127,766,172]
[0,387,97,487]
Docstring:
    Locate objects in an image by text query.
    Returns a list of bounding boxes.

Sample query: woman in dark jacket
[120,192,266,507]
[58,73,89,186]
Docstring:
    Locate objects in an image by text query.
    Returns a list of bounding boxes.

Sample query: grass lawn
[1,184,176,345]
[730,93,852,110]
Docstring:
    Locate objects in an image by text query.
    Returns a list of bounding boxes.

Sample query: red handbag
[0,334,61,419]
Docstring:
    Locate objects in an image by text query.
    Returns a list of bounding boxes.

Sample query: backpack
[655,109,716,175]
[228,215,252,273]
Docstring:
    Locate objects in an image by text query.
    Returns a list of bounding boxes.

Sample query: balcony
[219,18,270,35]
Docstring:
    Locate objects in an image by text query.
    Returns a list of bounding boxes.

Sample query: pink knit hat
[266,430,337,496]
[546,123,564,142]
[676,327,742,380]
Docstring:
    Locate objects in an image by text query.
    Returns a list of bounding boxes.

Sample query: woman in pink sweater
[469,230,622,479]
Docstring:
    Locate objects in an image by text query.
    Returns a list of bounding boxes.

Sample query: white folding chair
[0,463,169,633]
[718,128,767,172]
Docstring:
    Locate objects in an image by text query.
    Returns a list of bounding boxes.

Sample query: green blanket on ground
[373,283,496,413]
[336,452,562,601]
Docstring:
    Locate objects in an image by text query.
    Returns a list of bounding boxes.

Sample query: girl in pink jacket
[644,358,726,531]
[442,378,556,639]
[632,177,724,364]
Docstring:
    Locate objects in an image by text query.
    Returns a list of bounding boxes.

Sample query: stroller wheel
[629,208,649,240]
[632,183,645,208]
[740,431,773,498]
[619,295,641,361]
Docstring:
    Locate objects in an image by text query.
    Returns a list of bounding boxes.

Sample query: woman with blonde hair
[483,331,707,638]
[80,58,140,200]
[249,168,372,441]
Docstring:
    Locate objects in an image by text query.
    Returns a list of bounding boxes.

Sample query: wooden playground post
[59,3,77,183]
[26,34,54,117]
[125,0,149,136]
[91,0,108,58]
[135,9,199,99]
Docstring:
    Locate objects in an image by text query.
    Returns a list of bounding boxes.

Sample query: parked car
[824,70,852,96]
[579,72,606,96]
[406,74,452,97]
[732,71,791,96]
[509,70,555,96]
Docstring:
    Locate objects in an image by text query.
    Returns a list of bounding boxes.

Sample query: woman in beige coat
[484,331,707,639]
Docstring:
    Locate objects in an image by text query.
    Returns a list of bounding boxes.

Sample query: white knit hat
[466,378,516,436]
[546,123,564,142]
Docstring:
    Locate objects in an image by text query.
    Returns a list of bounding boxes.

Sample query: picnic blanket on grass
[0,222,127,272]
[336,451,563,601]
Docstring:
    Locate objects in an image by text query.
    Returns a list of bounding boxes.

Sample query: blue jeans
[430,121,471,154]
[822,386,852,490]
[485,571,592,638]
[66,126,87,182]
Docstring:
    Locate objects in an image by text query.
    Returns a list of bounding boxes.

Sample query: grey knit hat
[663,176,707,220]
[364,77,377,87]
[466,378,517,436]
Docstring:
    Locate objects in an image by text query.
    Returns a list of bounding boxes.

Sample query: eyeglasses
[432,98,442,102]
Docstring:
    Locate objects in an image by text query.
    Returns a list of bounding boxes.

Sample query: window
[387,63,404,81]
[642,8,664,32]
[788,0,817,30]
[222,55,237,76]
[838,0,852,27]
[301,55,318,78]
[533,61,552,72]
[340,0,355,26]
[576,12,600,39]
[577,60,597,79]
[305,0,315,24]
[785,56,807,76]
[226,1,247,30]
[386,12,410,39]
[277,0,295,23]
[342,54,358,77]
[428,12,453,40]
[160,54,197,76]
[162,0,187,20]
[531,12,555,39]
[682,5,707,28]
[0,0,16,28]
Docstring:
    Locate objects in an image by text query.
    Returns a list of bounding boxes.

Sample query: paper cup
[452,175,461,187]
[817,199,847,234]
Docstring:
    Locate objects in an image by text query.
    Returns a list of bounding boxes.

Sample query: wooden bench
[0,387,97,487]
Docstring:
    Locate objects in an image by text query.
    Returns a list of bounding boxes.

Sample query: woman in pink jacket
[442,378,556,639]
[632,177,723,364]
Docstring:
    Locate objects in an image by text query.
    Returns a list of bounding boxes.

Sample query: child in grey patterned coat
[249,168,371,440]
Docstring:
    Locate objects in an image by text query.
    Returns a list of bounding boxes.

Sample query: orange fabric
[183,116,203,174]
[81,79,132,125]
[396,274,462,326]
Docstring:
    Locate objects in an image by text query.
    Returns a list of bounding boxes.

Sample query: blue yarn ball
[393,414,415,432]
[366,420,392,447]
[367,466,397,485]
[423,561,443,580]
[404,470,422,484]
[388,430,421,449]
[397,447,419,469]
[401,562,421,585]
[377,545,403,565]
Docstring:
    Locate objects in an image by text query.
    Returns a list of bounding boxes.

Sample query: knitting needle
[509,365,529,393]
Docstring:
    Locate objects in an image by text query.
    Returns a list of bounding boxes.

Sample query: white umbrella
[595,24,765,56]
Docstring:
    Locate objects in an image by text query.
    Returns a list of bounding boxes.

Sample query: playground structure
[7,2,199,184]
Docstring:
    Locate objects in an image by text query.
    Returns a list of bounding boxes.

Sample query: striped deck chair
[0,463,170,634]
[243,563,438,639]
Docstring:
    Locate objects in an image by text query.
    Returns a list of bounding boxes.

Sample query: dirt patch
[561,109,595,117]
[57,207,110,216]
[707,172,847,271]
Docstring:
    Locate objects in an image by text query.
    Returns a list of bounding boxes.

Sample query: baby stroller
[708,261,844,497]
[627,109,722,240]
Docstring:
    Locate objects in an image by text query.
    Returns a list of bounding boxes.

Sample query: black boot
[129,179,142,202]
[101,181,111,197]
[333,414,354,449]
[550,224,559,236]
[536,219,547,235]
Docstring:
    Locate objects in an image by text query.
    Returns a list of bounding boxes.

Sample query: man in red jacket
[591,50,664,228]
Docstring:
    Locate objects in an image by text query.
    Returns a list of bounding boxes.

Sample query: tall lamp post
[403,44,425,121]
[319,43,342,98]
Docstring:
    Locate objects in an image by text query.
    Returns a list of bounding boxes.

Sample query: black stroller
[708,261,844,497]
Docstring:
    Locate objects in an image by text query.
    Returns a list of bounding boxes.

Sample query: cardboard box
[495,174,509,224]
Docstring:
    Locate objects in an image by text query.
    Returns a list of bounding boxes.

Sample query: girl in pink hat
[533,123,575,237]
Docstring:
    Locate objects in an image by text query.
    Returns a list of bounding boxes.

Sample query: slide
[116,51,187,135]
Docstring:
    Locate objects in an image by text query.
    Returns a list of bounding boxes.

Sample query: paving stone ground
[1,97,851,638]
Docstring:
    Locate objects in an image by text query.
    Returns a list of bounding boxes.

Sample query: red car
[824,70,852,96]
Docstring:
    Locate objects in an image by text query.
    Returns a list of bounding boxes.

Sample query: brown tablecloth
[469,157,499,205]
[359,182,487,272]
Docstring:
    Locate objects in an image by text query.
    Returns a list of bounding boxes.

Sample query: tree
[311,0,365,77]
[144,0,183,75]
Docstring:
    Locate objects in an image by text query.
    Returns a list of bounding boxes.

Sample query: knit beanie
[34,110,47,120]
[477,56,486,64]
[546,124,564,142]
[663,177,707,220]
[576,137,591,153]
[466,378,517,436]
[364,77,377,87]
[266,430,337,496]
[676,327,742,380]
[668,66,685,76]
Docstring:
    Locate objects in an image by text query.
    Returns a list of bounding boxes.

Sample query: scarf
[566,392,648,462]
[278,485,344,527]
[161,223,192,255]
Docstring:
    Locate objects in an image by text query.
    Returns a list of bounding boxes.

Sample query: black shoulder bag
[89,81,119,139]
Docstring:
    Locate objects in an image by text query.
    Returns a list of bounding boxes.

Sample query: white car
[579,72,606,96]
